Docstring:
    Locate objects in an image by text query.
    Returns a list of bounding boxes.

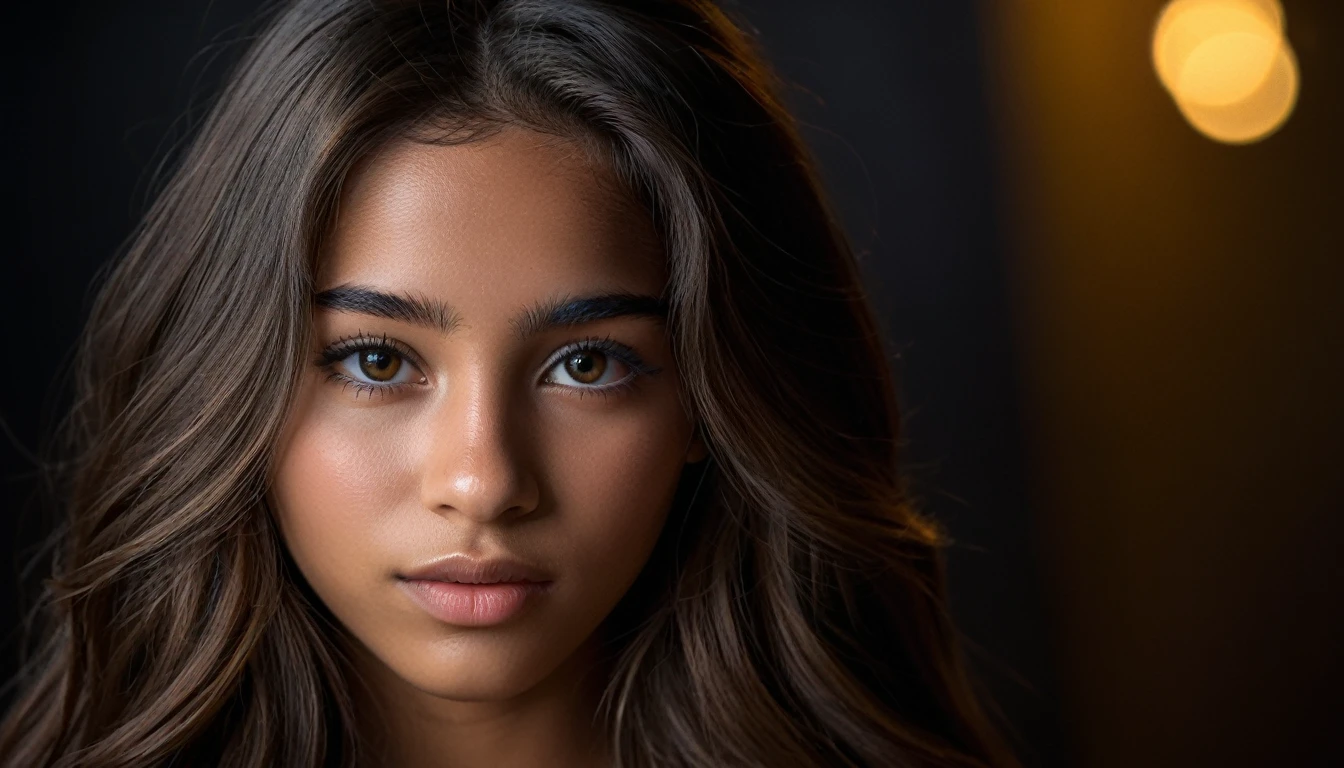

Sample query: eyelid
[539,334,661,382]
[316,332,427,372]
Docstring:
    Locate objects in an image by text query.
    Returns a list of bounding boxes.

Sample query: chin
[391,639,567,702]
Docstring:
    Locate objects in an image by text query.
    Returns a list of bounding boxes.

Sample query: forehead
[318,126,665,307]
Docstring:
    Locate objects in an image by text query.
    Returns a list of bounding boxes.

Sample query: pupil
[366,351,391,370]
[571,353,593,373]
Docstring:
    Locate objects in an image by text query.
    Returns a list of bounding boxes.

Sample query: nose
[419,364,540,524]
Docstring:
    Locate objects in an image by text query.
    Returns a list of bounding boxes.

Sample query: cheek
[270,389,418,595]
[542,403,692,593]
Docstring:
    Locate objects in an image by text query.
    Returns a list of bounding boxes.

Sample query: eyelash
[313,330,661,401]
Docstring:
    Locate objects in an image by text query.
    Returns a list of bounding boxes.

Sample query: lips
[398,554,552,585]
[397,554,554,627]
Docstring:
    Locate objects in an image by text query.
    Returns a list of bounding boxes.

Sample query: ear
[684,423,709,464]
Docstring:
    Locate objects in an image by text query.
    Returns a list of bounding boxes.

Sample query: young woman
[1,1,1020,766]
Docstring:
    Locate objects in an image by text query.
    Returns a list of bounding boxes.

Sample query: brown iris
[565,351,607,384]
[358,349,402,382]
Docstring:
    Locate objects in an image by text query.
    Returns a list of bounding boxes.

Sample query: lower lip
[398,579,552,627]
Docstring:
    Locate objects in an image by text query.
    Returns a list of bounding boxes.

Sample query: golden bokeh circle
[1152,0,1298,144]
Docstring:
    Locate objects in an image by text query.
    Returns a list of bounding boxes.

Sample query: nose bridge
[421,359,537,523]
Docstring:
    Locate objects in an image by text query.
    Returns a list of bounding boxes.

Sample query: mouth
[397,553,554,626]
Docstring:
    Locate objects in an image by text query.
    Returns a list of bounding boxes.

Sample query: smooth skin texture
[270,126,706,768]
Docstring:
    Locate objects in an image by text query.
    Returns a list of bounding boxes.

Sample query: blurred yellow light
[1152,0,1299,144]
[1179,28,1279,106]
[1153,0,1283,91]
[1177,42,1299,144]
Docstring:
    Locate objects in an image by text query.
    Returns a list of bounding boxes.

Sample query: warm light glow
[1152,0,1299,144]
[1177,42,1299,144]
[1153,0,1283,95]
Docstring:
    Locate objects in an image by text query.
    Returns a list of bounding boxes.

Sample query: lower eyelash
[323,370,407,400]
[555,375,641,400]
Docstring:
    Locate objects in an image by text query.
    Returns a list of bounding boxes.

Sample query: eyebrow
[313,284,669,340]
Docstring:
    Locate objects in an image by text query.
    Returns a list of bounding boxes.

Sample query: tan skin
[270,126,706,767]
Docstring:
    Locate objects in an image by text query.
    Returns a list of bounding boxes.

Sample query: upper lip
[399,554,552,584]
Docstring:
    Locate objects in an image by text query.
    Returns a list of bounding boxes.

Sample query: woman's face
[270,126,704,703]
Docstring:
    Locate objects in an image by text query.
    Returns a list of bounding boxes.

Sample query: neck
[347,636,613,768]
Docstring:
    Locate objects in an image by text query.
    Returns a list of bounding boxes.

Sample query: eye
[548,349,626,387]
[317,333,425,397]
[541,336,661,396]
[336,347,414,385]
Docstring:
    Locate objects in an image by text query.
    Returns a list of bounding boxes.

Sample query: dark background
[4,2,1340,766]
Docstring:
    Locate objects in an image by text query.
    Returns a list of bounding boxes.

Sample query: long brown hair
[1,1,1019,765]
